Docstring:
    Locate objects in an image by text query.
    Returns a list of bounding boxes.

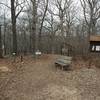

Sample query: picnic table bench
[55,56,72,70]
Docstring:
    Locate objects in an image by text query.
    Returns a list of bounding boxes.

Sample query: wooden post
[20,55,23,62]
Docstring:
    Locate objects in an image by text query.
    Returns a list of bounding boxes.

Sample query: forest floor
[0,54,100,100]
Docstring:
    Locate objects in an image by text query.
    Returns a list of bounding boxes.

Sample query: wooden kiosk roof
[90,35,100,42]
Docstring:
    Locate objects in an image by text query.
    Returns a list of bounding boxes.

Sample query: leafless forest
[0,0,99,56]
[0,0,100,100]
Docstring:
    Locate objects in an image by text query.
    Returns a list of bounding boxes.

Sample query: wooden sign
[90,35,100,52]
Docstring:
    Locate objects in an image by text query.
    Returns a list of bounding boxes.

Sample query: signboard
[90,35,100,52]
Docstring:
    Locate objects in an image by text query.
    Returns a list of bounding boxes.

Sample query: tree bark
[11,0,17,54]
[3,13,7,55]
[0,25,3,58]
[31,0,37,54]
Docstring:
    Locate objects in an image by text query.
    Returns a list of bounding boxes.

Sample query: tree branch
[15,6,24,18]
[0,2,11,9]
[15,1,25,10]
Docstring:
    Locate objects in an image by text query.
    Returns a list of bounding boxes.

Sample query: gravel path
[0,55,100,100]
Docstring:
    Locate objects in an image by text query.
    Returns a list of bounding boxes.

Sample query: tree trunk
[11,0,17,54]
[23,30,27,55]
[31,0,37,54]
[3,12,7,55]
[60,14,64,41]
[0,25,3,58]
[3,29,6,55]
[32,18,36,54]
[38,0,49,51]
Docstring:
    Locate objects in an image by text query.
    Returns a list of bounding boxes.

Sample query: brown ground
[0,54,100,100]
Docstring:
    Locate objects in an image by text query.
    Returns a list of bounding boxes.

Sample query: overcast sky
[0,0,83,24]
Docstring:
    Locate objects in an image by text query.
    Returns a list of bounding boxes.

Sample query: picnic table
[55,56,72,70]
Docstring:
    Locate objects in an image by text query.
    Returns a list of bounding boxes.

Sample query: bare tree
[3,9,8,55]
[30,0,37,53]
[45,12,59,53]
[57,0,70,34]
[38,0,49,51]
[26,8,33,53]
[80,0,100,36]
[11,0,25,55]
[65,3,76,37]
[0,25,3,58]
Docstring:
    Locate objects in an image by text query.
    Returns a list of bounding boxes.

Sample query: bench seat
[55,56,72,70]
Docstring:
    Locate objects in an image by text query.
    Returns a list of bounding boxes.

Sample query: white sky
[0,0,83,24]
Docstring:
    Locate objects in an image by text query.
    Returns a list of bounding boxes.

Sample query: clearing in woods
[0,54,100,100]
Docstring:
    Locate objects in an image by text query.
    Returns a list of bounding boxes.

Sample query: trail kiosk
[90,35,100,52]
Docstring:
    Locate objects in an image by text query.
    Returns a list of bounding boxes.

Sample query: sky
[0,0,83,24]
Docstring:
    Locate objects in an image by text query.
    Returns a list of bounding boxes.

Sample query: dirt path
[0,55,100,100]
